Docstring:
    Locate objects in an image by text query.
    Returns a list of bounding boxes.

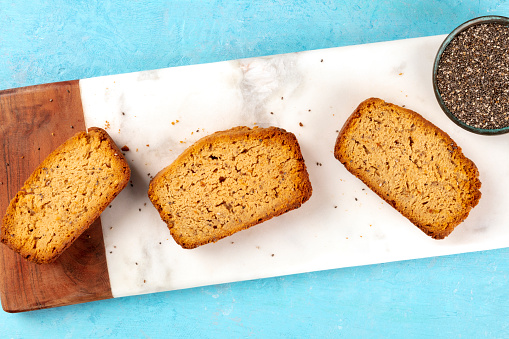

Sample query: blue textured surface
[1,1,509,337]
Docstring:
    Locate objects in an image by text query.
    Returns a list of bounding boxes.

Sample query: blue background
[1,1,509,337]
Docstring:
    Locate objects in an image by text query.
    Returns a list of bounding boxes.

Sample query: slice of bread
[148,126,312,249]
[1,127,130,264]
[334,98,481,239]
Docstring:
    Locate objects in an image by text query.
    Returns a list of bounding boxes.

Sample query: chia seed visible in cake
[436,22,509,130]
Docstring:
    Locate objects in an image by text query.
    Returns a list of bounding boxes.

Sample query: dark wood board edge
[0,81,113,313]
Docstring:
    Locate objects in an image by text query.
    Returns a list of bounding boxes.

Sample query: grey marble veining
[80,35,509,298]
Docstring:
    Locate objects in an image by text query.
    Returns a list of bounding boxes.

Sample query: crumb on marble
[281,96,284,100]
[121,145,130,151]
[104,121,110,129]
[146,144,149,147]
[139,208,141,211]
[316,162,322,166]
[334,205,337,208]
[299,122,304,127]
[321,59,323,62]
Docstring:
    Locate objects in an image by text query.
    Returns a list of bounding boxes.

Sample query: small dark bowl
[432,15,509,135]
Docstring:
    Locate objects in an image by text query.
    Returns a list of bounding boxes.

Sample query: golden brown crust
[334,98,481,239]
[1,127,130,264]
[148,126,312,249]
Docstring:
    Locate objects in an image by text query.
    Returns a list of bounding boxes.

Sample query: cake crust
[334,98,481,239]
[148,126,312,248]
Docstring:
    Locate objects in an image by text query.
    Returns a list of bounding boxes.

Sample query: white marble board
[79,35,509,298]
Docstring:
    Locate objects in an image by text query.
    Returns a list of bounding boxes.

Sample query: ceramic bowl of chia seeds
[433,15,509,135]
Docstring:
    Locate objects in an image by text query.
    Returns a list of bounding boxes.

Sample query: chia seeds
[436,22,509,130]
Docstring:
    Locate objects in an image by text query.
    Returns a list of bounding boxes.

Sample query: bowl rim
[432,15,509,135]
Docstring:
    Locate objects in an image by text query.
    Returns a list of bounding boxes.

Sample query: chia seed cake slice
[334,98,481,239]
[1,127,131,264]
[148,126,312,249]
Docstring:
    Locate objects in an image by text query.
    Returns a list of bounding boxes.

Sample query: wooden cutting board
[0,81,112,313]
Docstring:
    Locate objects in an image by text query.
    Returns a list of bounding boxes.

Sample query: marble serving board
[3,35,509,311]
[81,34,509,298]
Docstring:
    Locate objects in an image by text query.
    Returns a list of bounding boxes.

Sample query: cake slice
[1,127,130,264]
[334,98,481,239]
[148,126,312,248]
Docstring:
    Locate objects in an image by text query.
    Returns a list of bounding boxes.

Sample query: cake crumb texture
[1,127,130,264]
[148,126,312,249]
[334,98,481,239]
